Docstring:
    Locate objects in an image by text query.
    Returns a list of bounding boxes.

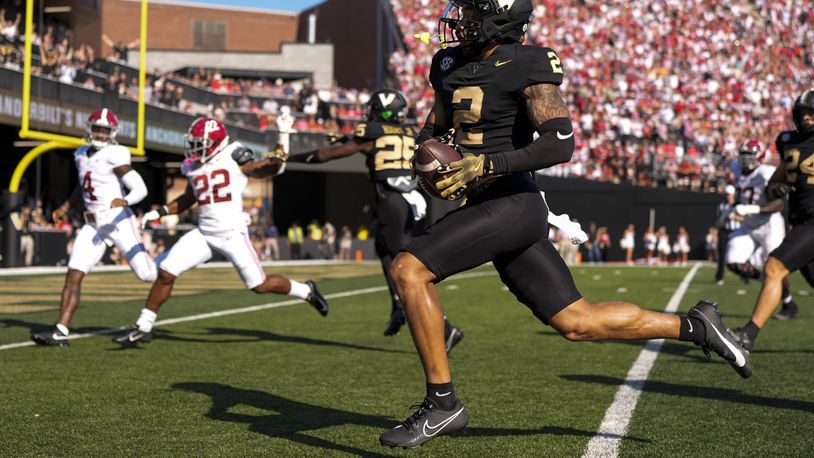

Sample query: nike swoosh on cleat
[698,314,746,367]
[556,131,574,140]
[51,333,69,341]
[129,333,145,342]
[435,392,451,397]
[687,319,693,333]
[423,408,464,437]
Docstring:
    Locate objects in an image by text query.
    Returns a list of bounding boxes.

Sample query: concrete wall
[129,43,335,88]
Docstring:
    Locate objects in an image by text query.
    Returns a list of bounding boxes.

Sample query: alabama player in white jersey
[726,139,797,318]
[112,117,329,345]
[32,108,156,347]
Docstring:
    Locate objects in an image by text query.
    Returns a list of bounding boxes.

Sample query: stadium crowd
[388,0,814,191]
[4,2,814,191]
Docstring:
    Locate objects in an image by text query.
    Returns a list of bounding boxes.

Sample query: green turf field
[1,263,812,457]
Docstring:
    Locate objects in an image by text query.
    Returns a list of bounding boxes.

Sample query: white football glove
[141,205,168,230]
[549,212,589,245]
[735,204,761,216]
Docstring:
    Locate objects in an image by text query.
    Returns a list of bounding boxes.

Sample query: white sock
[288,280,311,300]
[783,295,793,304]
[56,323,69,335]
[136,308,158,332]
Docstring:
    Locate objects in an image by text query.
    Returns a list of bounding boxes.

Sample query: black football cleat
[380,398,468,449]
[688,300,751,378]
[31,327,70,348]
[727,327,755,352]
[774,300,798,320]
[112,325,154,346]
[445,326,464,355]
[305,280,329,317]
[384,308,406,336]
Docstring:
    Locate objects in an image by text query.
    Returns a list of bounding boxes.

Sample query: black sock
[427,381,457,410]
[678,315,706,344]
[744,321,760,341]
[443,316,452,340]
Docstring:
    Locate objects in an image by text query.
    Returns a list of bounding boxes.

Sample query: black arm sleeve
[417,124,442,144]
[287,150,323,164]
[486,118,574,175]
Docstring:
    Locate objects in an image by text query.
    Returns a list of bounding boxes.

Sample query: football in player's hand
[414,140,463,200]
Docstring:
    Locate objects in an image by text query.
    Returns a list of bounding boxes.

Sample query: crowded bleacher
[3,1,814,191]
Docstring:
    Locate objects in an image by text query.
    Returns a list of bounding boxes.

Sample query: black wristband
[288,150,321,163]
[157,205,169,217]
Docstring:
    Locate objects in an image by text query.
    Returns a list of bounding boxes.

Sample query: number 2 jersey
[74,144,131,213]
[776,130,814,225]
[429,42,564,188]
[182,143,248,234]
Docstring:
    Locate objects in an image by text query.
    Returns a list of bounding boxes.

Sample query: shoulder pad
[355,122,386,141]
[522,45,565,87]
[231,144,255,165]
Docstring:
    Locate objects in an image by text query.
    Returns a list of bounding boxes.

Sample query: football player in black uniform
[379,0,751,449]
[729,89,814,351]
[288,89,464,352]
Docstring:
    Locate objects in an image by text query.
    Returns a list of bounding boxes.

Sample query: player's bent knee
[157,268,177,284]
[390,252,434,287]
[549,300,596,341]
[764,257,789,280]
[135,263,158,282]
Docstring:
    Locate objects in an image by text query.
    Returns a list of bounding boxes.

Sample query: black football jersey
[354,121,416,181]
[776,130,814,225]
[429,42,564,162]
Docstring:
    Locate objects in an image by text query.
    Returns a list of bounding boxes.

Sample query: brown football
[414,140,463,200]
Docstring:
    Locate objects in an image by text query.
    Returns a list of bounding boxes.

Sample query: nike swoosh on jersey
[423,407,465,437]
[556,131,574,140]
[495,59,512,67]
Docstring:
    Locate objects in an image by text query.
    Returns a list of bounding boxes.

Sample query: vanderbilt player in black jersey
[729,90,814,352]
[288,89,464,351]
[379,0,751,449]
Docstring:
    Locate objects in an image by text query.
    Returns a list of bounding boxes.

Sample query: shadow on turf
[0,318,108,335]
[172,382,594,454]
[562,375,814,414]
[150,328,408,353]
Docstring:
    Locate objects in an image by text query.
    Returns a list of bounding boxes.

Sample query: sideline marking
[0,270,495,351]
[582,263,701,458]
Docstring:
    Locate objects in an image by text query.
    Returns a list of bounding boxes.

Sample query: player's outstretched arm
[142,184,196,229]
[287,139,373,164]
[112,165,148,208]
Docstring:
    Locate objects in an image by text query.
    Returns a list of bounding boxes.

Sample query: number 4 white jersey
[737,164,776,228]
[74,144,131,213]
[182,143,248,234]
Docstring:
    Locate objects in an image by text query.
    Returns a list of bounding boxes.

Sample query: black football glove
[231,145,255,165]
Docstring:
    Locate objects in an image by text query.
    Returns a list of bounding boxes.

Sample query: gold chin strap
[414,32,448,49]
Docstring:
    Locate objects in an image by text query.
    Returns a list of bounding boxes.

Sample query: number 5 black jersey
[776,130,814,225]
[354,121,416,181]
[429,42,564,157]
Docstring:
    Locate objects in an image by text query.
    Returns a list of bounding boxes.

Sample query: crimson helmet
[185,117,230,163]
[792,89,814,133]
[367,89,409,122]
[738,139,768,174]
[439,0,533,48]
[85,108,119,149]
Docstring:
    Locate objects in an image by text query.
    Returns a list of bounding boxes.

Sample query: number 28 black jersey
[429,42,564,157]
[776,130,814,225]
[354,121,416,181]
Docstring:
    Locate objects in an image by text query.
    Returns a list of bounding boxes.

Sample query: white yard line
[582,263,701,458]
[0,270,496,351]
